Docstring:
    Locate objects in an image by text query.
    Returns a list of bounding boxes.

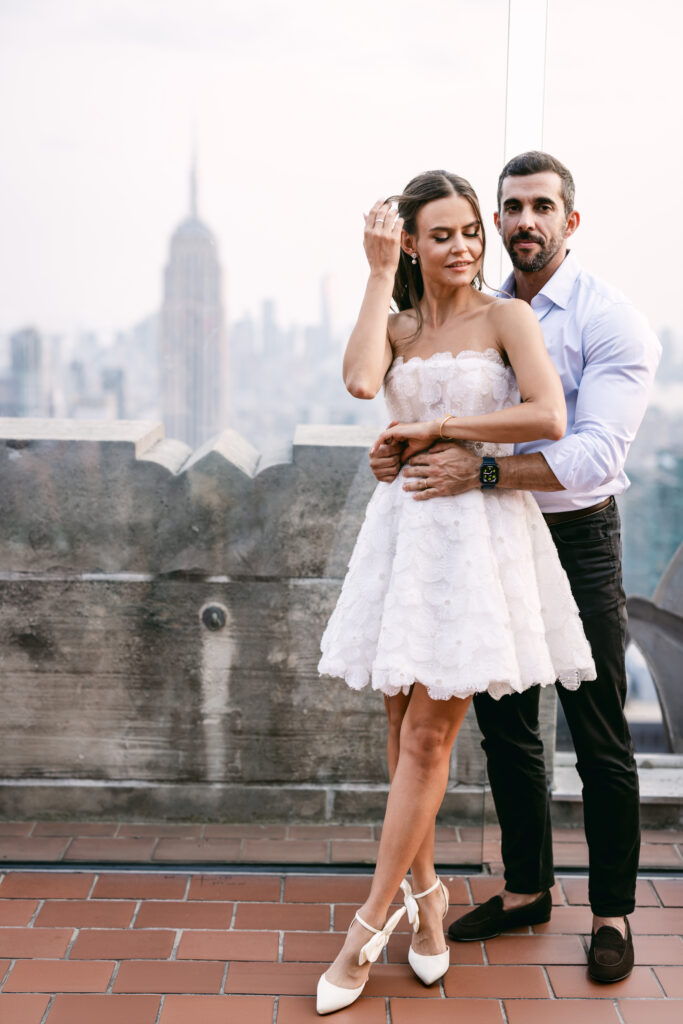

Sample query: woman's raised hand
[363,199,403,276]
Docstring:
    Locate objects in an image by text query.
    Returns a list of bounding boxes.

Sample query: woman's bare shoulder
[487,296,537,328]
[388,309,418,346]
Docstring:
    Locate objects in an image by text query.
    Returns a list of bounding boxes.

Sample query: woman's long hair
[390,170,487,340]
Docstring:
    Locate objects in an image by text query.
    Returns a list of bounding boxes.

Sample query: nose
[516,204,536,231]
[450,232,468,253]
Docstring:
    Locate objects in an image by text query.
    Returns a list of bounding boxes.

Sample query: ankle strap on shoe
[411,878,442,900]
[354,907,406,966]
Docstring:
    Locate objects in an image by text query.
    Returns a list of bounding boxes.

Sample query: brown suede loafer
[447,890,552,942]
[588,918,634,982]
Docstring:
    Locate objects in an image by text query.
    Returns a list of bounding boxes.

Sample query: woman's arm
[343,200,402,399]
[376,299,566,456]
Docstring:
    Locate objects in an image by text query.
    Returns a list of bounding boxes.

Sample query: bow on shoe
[400,879,421,933]
[356,906,406,965]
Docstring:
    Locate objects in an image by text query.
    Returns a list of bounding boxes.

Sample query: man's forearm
[498,452,565,492]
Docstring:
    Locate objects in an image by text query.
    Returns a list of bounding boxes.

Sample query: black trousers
[473,498,640,917]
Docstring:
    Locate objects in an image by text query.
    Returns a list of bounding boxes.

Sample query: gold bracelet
[439,413,456,439]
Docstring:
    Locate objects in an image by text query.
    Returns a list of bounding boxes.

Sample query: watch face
[481,464,498,485]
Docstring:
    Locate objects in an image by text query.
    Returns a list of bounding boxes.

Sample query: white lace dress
[318,349,596,701]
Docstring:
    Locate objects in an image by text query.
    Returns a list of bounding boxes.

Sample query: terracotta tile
[484,934,585,965]
[134,900,233,930]
[92,873,187,900]
[177,930,279,961]
[532,907,593,934]
[285,875,373,904]
[4,960,115,992]
[0,823,34,837]
[505,999,619,1023]
[0,838,70,861]
[630,908,683,934]
[561,876,658,907]
[204,824,286,839]
[70,929,176,959]
[113,961,224,994]
[639,844,683,869]
[546,965,662,998]
[654,878,683,907]
[160,995,274,1024]
[288,825,374,840]
[32,822,118,837]
[242,840,329,863]
[118,823,204,838]
[0,899,38,925]
[225,961,321,995]
[391,999,504,1023]
[46,994,161,1024]
[188,874,281,902]
[642,830,683,844]
[389,931,484,965]
[235,902,329,931]
[152,839,242,862]
[282,932,344,962]
[434,842,484,865]
[441,875,471,905]
[655,966,683,998]
[65,837,157,862]
[553,843,590,867]
[278,994,387,1022]
[0,995,50,1023]
[618,1001,683,1024]
[0,927,73,958]
[635,936,683,965]
[444,965,548,998]
[329,841,379,864]
[551,828,590,843]
[0,872,94,899]
[363,963,454,997]
[36,899,136,928]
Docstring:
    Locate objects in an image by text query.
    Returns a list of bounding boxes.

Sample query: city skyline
[0,0,681,340]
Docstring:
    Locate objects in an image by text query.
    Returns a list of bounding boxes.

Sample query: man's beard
[507,231,564,272]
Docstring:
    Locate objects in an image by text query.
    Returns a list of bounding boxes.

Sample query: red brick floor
[0,869,681,1023]
[1,821,681,871]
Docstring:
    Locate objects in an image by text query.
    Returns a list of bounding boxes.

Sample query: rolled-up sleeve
[542,303,662,492]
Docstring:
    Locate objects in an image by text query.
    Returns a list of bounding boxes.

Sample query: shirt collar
[500,250,581,310]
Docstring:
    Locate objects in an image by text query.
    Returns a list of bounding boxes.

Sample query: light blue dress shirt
[502,252,662,513]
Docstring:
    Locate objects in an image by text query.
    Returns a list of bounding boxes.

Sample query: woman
[317,171,595,1014]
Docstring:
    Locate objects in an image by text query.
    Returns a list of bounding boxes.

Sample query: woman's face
[408,193,484,289]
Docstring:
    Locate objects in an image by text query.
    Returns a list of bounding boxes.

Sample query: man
[369,151,661,982]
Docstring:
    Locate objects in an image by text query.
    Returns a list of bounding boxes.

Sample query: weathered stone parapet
[0,417,555,822]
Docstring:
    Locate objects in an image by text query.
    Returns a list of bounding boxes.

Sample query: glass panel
[544,0,683,756]
[0,1,517,870]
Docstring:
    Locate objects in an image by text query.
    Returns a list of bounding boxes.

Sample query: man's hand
[402,442,480,499]
[369,438,402,483]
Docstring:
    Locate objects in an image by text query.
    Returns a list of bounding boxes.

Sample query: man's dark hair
[497,151,575,215]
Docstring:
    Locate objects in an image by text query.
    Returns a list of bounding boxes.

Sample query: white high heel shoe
[401,876,450,985]
[316,906,406,1014]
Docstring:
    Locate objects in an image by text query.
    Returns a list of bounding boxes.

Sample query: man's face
[495,172,571,273]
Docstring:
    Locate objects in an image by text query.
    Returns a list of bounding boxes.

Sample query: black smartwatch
[480,456,499,489]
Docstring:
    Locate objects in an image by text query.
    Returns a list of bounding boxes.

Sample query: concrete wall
[0,418,556,822]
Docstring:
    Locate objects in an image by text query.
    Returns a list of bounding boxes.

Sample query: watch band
[480,456,499,489]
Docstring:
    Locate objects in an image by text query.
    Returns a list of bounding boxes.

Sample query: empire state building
[160,160,228,449]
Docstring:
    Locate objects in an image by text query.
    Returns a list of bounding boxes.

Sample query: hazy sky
[0,0,681,340]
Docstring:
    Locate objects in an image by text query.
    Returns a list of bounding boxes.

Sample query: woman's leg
[327,685,471,988]
[384,693,444,956]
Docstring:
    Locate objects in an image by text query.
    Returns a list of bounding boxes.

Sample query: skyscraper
[160,157,228,449]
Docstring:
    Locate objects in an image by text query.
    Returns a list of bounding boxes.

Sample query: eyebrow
[503,196,557,206]
[428,221,480,231]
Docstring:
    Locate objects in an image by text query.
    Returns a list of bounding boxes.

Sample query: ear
[493,211,502,236]
[564,210,580,238]
[401,229,417,257]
